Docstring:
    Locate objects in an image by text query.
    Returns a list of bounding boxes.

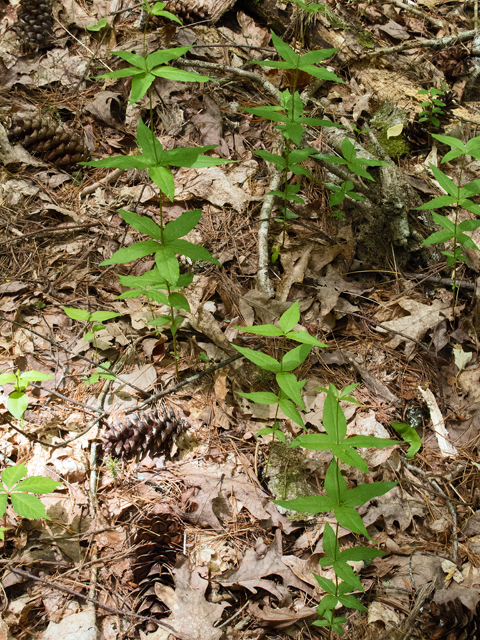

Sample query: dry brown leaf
[217,530,313,600]
[375,298,454,358]
[178,461,292,531]
[153,556,228,640]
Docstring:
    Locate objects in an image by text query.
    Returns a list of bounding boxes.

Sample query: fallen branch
[80,168,125,198]
[367,29,475,57]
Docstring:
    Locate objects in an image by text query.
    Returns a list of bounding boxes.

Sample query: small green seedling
[63,307,121,343]
[86,17,109,31]
[104,455,120,479]
[418,87,446,130]
[83,361,116,385]
[418,133,480,307]
[391,422,421,458]
[0,370,54,420]
[0,463,62,538]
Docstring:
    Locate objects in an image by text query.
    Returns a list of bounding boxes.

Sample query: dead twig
[10,567,176,632]
[80,168,125,198]
[367,29,475,58]
[125,342,265,414]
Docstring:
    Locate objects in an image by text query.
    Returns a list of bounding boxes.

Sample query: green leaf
[145,46,191,69]
[343,481,397,507]
[335,505,370,537]
[163,210,202,241]
[338,594,367,611]
[275,494,336,513]
[290,433,334,450]
[300,48,338,65]
[281,343,312,370]
[96,67,147,80]
[151,68,210,83]
[235,324,284,337]
[120,210,163,240]
[155,246,179,285]
[167,239,220,265]
[88,311,122,322]
[322,523,339,558]
[1,463,28,489]
[10,493,50,520]
[148,315,171,327]
[149,166,175,200]
[128,73,155,103]
[257,427,274,436]
[233,345,281,372]
[270,30,299,66]
[457,219,480,232]
[332,444,369,473]
[314,575,336,594]
[19,370,55,383]
[422,230,455,245]
[416,195,458,210]
[63,307,91,322]
[430,164,458,198]
[99,240,160,265]
[168,292,190,312]
[113,50,147,69]
[279,301,300,334]
[86,17,108,31]
[276,372,305,409]
[391,422,421,458]
[82,154,150,170]
[285,330,328,346]
[0,373,17,385]
[256,150,286,168]
[14,476,62,494]
[460,179,480,198]
[8,391,29,420]
[236,391,279,404]
[0,495,7,518]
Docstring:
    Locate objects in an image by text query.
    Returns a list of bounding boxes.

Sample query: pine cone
[102,406,188,458]
[162,0,209,24]
[131,504,182,631]
[420,598,480,640]
[7,114,90,168]
[16,0,53,46]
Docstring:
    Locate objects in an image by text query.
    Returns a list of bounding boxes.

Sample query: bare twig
[0,316,147,396]
[80,168,125,198]
[174,59,282,103]
[125,342,265,414]
[368,29,475,57]
[257,168,282,297]
[10,567,176,632]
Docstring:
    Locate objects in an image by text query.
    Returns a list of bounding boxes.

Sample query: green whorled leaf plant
[418,133,480,310]
[234,300,327,454]
[0,369,54,421]
[83,2,233,376]
[0,463,62,540]
[275,383,398,634]
[242,27,344,246]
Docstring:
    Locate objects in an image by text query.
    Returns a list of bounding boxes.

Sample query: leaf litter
[1,0,480,638]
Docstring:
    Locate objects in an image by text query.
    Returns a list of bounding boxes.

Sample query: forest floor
[1,0,480,639]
